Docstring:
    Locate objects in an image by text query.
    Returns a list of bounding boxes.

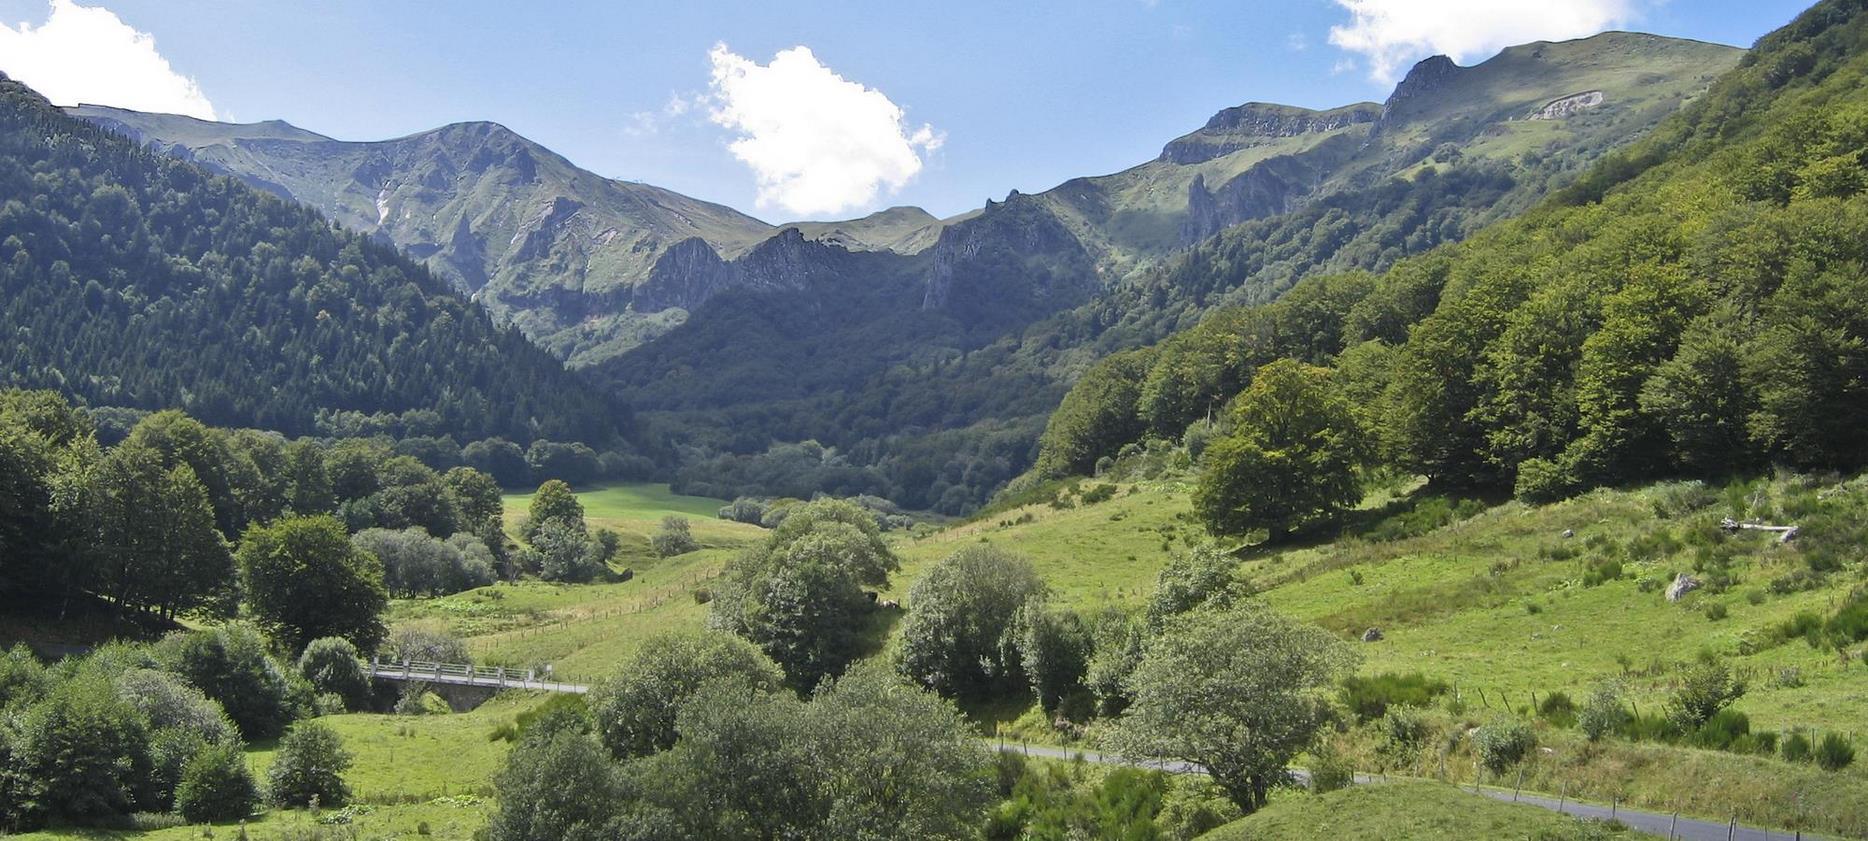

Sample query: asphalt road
[991,742,1837,841]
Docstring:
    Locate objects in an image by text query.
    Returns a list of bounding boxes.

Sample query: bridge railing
[364,658,588,693]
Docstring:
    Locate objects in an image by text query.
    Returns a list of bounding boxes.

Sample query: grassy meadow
[1199,782,1624,841]
[120,471,1851,839]
[385,483,764,683]
[10,693,553,840]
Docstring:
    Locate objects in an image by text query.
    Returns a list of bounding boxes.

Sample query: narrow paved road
[993,742,1834,841]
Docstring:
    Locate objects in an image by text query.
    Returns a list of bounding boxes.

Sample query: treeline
[0,624,444,830]
[0,73,627,448]
[0,389,535,625]
[1035,0,1868,519]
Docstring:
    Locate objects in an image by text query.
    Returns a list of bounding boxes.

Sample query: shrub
[650,516,700,558]
[1375,705,1433,766]
[267,722,352,808]
[380,626,470,665]
[1825,594,1868,647]
[1582,557,1624,588]
[0,643,48,708]
[1341,672,1449,723]
[1690,709,1751,751]
[1081,484,1119,505]
[1536,692,1577,728]
[12,672,152,826]
[1473,720,1536,775]
[1703,602,1729,621]
[176,741,259,823]
[1308,745,1354,794]
[158,625,298,740]
[1782,731,1813,763]
[588,632,783,760]
[1515,456,1581,503]
[1666,660,1745,729]
[1815,734,1856,771]
[394,684,451,716]
[1578,682,1628,743]
[297,638,371,712]
[1156,777,1242,841]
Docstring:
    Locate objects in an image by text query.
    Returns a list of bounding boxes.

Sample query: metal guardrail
[364,657,588,694]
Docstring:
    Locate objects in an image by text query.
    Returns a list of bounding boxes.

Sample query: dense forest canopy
[0,73,627,449]
[1038,0,1868,506]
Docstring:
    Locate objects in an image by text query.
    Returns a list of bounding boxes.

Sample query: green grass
[1198,782,1623,840]
[501,482,762,561]
[386,483,763,683]
[11,693,550,840]
[887,480,1203,610]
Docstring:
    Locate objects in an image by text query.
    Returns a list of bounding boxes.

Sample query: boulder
[1362,627,1384,643]
[1665,573,1702,602]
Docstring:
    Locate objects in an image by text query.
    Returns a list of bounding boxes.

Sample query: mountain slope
[604,32,1742,513]
[1038,0,1868,503]
[1,75,625,445]
[70,106,787,366]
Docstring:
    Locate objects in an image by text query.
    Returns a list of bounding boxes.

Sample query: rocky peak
[1160,103,1380,165]
[1382,54,1463,119]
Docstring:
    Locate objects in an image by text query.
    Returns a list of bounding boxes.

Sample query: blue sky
[0,0,1816,221]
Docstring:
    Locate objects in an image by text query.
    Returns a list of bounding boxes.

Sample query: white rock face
[1533,91,1606,120]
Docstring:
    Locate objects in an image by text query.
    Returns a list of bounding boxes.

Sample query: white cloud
[0,0,214,119]
[706,43,941,217]
[1328,0,1641,83]
[624,92,698,137]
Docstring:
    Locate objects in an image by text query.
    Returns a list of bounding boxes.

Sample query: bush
[1473,720,1536,774]
[1536,691,1577,728]
[1578,682,1628,743]
[12,672,152,826]
[267,722,352,808]
[1666,660,1745,729]
[1515,457,1581,503]
[1690,709,1751,751]
[1156,777,1242,841]
[1081,484,1119,505]
[589,631,784,760]
[650,516,700,558]
[1782,731,1813,763]
[1376,705,1433,767]
[1341,672,1448,723]
[1703,602,1729,621]
[297,638,371,712]
[1582,557,1624,588]
[381,625,471,665]
[1815,733,1856,771]
[394,684,450,716]
[1307,745,1354,793]
[176,741,259,823]
[159,625,298,740]
[0,643,48,708]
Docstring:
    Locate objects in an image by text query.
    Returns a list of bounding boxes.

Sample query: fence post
[1670,812,1678,839]
[1514,768,1523,802]
[1559,781,1567,813]
[1611,797,1617,822]
[1727,817,1736,841]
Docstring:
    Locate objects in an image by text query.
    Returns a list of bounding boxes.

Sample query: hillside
[601,33,1741,513]
[1035,0,1868,504]
[69,106,786,367]
[0,76,623,445]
